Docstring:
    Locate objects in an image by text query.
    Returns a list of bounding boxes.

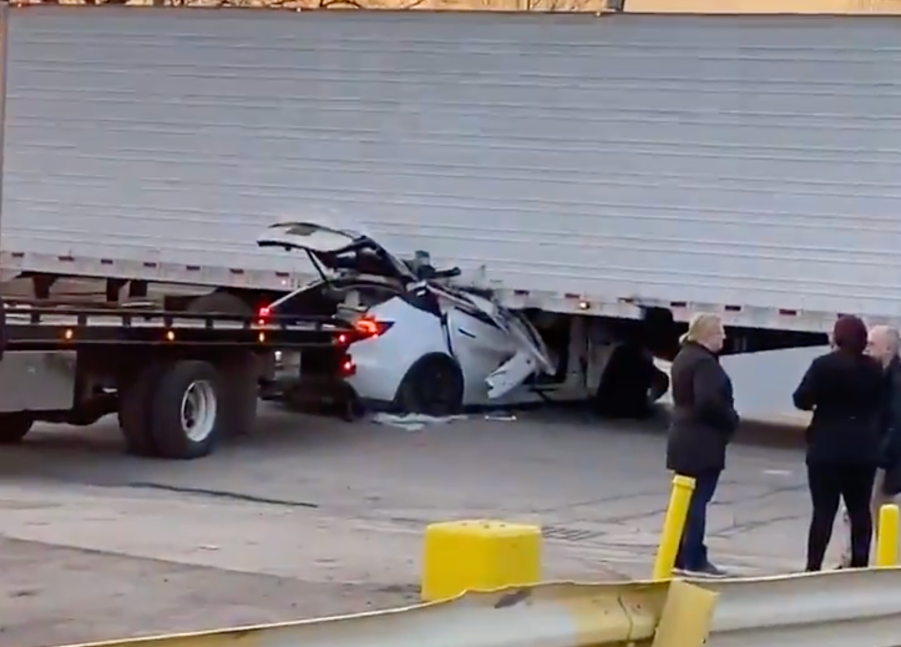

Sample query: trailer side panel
[4,9,901,321]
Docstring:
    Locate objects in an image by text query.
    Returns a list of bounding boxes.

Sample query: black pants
[676,470,720,570]
[806,463,877,571]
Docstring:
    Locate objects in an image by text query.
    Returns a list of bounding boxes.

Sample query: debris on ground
[370,413,468,431]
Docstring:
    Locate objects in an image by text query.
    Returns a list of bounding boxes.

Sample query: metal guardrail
[54,570,901,647]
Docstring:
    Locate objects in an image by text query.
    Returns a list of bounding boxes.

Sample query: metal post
[653,474,696,580]
[875,503,900,567]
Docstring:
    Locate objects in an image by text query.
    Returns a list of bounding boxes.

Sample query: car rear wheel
[394,354,464,416]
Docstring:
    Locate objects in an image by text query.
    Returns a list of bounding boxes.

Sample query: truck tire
[118,363,166,457]
[0,414,33,444]
[187,293,259,437]
[394,354,464,416]
[149,360,223,460]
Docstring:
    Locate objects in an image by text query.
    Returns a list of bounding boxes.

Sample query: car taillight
[353,315,393,340]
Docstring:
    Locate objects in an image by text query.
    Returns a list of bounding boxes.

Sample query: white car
[257,222,562,415]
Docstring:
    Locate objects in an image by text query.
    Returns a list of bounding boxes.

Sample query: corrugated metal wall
[4,8,901,317]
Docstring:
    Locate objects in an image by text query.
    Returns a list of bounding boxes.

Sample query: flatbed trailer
[0,298,358,459]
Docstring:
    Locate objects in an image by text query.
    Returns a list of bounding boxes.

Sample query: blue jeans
[676,470,721,570]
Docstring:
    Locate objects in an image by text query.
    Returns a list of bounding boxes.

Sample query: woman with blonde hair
[666,312,739,577]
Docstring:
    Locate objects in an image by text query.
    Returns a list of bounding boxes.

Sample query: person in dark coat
[793,315,884,570]
[666,312,738,577]
[877,330,901,502]
[0,293,6,363]
[839,325,901,567]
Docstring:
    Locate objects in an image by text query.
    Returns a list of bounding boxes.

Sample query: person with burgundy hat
[793,315,884,570]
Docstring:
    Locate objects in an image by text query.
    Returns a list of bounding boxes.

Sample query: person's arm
[792,360,819,411]
[882,371,901,467]
[693,359,738,431]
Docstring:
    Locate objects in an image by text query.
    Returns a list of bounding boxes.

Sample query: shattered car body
[257,222,559,415]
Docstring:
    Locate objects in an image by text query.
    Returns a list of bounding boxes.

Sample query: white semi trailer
[1,5,898,422]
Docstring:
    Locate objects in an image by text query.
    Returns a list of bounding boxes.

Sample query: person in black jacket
[0,293,5,362]
[666,313,738,577]
[838,325,901,567]
[876,330,901,504]
[793,315,884,571]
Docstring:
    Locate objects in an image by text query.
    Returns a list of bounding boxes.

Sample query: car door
[426,285,555,399]
[441,298,517,404]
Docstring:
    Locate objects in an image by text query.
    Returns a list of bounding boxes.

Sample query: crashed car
[256,221,561,416]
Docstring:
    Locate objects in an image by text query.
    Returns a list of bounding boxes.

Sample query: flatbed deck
[1,303,354,348]
[0,299,357,460]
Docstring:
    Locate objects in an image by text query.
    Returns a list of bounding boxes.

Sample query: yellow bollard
[875,503,900,567]
[653,474,696,580]
[420,520,542,601]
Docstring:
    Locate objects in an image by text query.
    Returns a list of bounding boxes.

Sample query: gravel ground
[0,537,418,647]
[0,405,813,647]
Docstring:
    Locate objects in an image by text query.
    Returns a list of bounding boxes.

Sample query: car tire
[394,354,464,416]
[148,360,223,460]
[0,413,33,444]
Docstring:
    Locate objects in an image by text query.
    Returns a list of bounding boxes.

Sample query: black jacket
[0,294,5,361]
[792,349,884,466]
[666,341,739,477]
[880,357,901,494]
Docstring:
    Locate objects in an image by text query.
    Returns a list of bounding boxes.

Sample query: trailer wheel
[0,414,33,444]
[648,367,670,404]
[594,343,654,419]
[394,354,464,416]
[149,361,223,460]
[118,364,165,457]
